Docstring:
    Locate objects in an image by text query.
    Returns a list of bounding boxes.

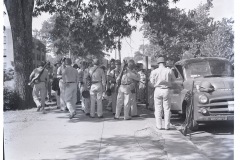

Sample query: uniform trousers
[59,80,66,110]
[64,83,77,115]
[55,92,60,108]
[47,80,52,100]
[111,90,117,113]
[130,93,138,116]
[32,82,46,109]
[115,85,132,120]
[80,84,90,114]
[90,82,103,117]
[154,87,171,129]
[78,83,82,103]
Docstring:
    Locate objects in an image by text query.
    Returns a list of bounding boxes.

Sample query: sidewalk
[4,103,209,160]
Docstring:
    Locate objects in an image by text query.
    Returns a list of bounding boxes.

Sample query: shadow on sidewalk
[45,104,155,124]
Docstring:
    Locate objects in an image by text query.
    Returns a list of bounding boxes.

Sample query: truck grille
[205,97,234,115]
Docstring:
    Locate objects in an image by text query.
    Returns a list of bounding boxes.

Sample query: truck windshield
[185,60,233,79]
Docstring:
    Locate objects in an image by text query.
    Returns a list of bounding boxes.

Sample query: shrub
[4,87,20,111]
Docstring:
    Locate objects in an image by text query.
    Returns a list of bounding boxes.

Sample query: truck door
[170,65,184,112]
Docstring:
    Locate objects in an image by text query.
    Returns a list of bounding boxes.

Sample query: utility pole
[145,56,149,109]
[118,37,121,61]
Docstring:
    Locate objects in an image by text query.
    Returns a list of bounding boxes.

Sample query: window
[42,55,45,61]
[175,65,184,79]
[172,68,179,78]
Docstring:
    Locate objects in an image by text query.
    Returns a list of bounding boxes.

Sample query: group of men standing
[29,56,175,130]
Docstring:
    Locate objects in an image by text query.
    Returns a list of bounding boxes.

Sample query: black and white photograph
[3,0,238,159]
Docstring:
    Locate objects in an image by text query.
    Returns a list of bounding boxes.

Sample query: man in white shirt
[150,57,175,130]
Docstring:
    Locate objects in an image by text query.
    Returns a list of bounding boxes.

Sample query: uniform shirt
[119,68,140,85]
[150,65,175,88]
[110,68,121,80]
[29,67,49,82]
[57,65,65,79]
[78,68,84,83]
[53,66,58,78]
[47,66,53,80]
[89,66,106,86]
[138,70,146,84]
[62,65,78,83]
[83,68,91,89]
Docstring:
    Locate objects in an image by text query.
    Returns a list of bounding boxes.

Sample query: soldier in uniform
[89,59,106,118]
[115,59,140,120]
[29,61,49,113]
[129,61,140,117]
[52,61,61,108]
[107,60,121,114]
[62,58,79,119]
[46,62,53,102]
[106,59,116,111]
[80,61,91,115]
[150,57,175,130]
[57,58,67,111]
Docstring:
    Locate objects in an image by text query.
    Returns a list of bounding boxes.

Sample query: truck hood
[195,77,234,90]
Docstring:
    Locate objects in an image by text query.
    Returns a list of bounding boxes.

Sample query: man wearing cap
[46,62,53,102]
[80,61,91,116]
[106,59,116,112]
[29,61,49,113]
[57,58,67,111]
[52,61,61,108]
[88,58,106,118]
[115,59,140,120]
[107,60,121,114]
[62,58,79,119]
[150,57,175,130]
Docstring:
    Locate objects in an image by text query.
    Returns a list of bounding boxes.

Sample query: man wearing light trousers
[62,58,79,119]
[89,59,106,118]
[57,58,67,111]
[150,57,175,130]
[115,60,140,120]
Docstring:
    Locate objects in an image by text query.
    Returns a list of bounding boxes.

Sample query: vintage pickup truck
[170,57,234,129]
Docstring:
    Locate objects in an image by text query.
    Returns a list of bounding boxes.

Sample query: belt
[121,83,131,85]
[92,81,101,84]
[65,82,76,83]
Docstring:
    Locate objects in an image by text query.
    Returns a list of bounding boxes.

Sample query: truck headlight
[198,94,208,104]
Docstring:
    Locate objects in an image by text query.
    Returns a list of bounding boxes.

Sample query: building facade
[32,38,46,68]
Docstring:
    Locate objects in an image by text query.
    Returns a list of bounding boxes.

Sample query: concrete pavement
[4,103,209,160]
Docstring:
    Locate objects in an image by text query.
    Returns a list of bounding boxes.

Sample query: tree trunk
[117,37,121,61]
[4,0,35,109]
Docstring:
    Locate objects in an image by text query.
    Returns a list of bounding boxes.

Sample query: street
[4,102,233,160]
[172,115,234,160]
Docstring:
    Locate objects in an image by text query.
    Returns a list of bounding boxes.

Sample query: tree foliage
[139,0,233,62]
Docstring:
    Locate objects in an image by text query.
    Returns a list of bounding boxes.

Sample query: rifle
[115,60,128,93]
[28,63,48,87]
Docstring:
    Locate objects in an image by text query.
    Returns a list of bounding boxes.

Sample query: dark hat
[72,63,78,69]
[157,57,165,64]
[65,58,72,65]
[115,60,121,65]
[110,59,115,63]
[82,90,90,98]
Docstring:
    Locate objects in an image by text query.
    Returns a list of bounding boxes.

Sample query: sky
[3,0,234,59]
